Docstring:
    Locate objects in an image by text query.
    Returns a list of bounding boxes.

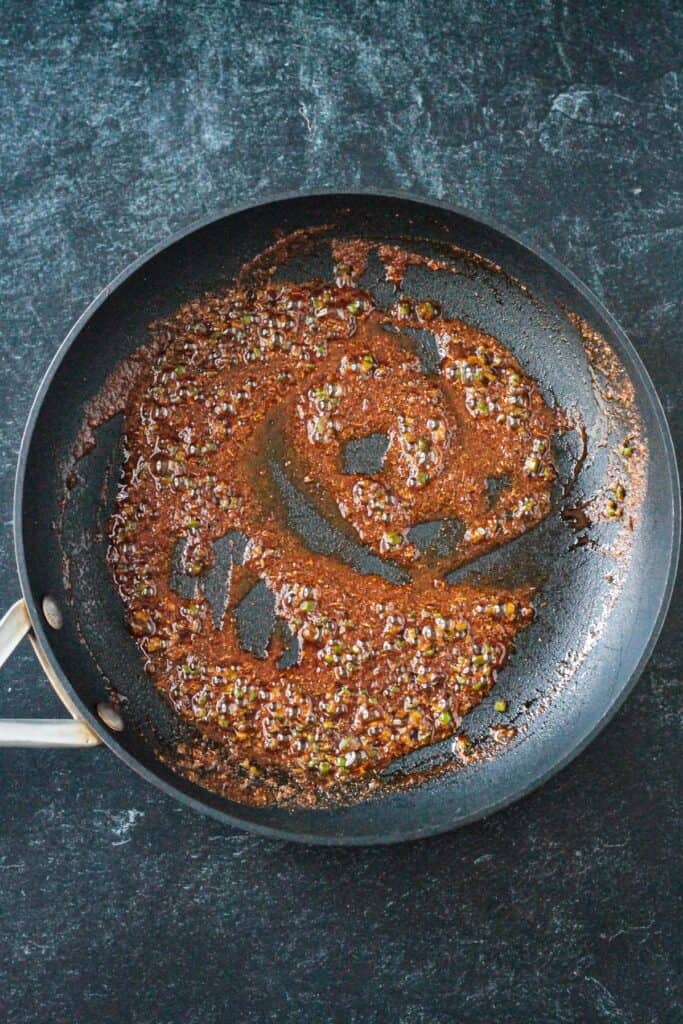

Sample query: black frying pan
[1,192,679,845]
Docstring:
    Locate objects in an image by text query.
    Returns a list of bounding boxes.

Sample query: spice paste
[108,245,561,805]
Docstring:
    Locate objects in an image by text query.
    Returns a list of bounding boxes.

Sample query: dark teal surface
[0,2,680,1022]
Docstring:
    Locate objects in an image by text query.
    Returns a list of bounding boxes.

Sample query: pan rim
[12,188,681,845]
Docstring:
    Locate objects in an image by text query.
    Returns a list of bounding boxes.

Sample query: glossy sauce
[108,257,561,805]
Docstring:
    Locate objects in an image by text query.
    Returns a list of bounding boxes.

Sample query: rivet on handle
[97,702,124,732]
[42,595,63,630]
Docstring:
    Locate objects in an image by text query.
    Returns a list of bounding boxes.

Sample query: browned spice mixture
[564,310,646,549]
[107,244,562,806]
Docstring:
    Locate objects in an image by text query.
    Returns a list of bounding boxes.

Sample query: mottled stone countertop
[0,2,680,1022]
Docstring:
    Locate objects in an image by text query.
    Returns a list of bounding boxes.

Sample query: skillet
[0,191,679,844]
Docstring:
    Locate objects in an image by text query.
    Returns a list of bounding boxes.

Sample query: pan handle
[0,600,100,747]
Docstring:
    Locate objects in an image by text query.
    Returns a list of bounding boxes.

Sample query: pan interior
[18,194,678,841]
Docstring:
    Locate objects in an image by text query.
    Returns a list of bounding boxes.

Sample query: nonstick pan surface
[10,192,680,844]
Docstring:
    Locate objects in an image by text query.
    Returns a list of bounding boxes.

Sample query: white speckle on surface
[94,808,145,846]
[299,101,312,133]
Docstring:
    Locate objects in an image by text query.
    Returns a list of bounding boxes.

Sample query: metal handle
[0,599,100,747]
